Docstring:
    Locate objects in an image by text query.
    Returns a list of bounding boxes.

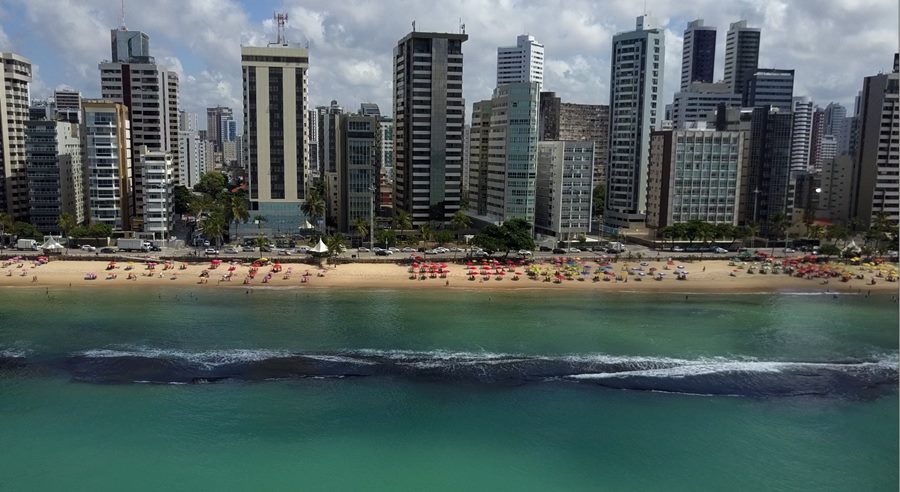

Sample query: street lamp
[369,184,376,251]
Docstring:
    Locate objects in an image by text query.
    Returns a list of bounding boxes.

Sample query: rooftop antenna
[120,0,127,30]
[273,11,288,45]
[412,20,416,32]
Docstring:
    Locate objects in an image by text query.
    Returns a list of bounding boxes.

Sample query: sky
[0,0,897,130]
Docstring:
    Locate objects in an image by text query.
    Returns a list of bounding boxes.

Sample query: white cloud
[3,0,897,127]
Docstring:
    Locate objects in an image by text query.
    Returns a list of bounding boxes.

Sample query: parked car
[80,245,96,252]
[552,248,567,254]
[260,246,273,253]
[277,249,293,256]
[783,247,796,254]
[471,251,489,258]
[296,246,309,254]
[517,249,533,256]
[204,248,219,255]
[375,249,393,256]
[223,247,240,254]
[401,247,415,253]
[148,245,162,252]
[241,246,257,253]
[568,248,581,253]
[714,247,729,254]
[672,246,684,252]
[358,247,370,253]
[100,247,117,254]
[203,240,211,247]
[388,247,401,252]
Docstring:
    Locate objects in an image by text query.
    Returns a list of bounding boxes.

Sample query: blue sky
[1,0,896,130]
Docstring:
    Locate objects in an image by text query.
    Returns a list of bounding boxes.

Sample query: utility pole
[369,184,376,251]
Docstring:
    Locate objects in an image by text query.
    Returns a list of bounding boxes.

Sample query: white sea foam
[78,347,295,368]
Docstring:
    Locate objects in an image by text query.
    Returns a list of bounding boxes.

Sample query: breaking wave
[3,346,896,398]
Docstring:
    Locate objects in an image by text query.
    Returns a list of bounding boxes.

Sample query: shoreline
[0,258,896,295]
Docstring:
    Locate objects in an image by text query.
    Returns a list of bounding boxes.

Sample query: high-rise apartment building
[138,147,174,239]
[100,27,180,216]
[809,107,826,172]
[743,69,795,112]
[723,20,760,94]
[538,92,609,188]
[605,15,665,230]
[25,121,84,233]
[849,56,899,229]
[240,42,310,233]
[317,100,343,178]
[746,106,793,233]
[206,106,235,150]
[83,100,132,230]
[823,102,849,155]
[468,82,540,225]
[646,128,743,230]
[790,96,814,173]
[307,109,319,179]
[393,31,468,226]
[380,118,394,182]
[54,90,82,124]
[670,82,741,129]
[535,141,594,239]
[335,114,381,233]
[680,19,716,91]
[0,52,32,219]
[496,34,544,89]
[815,155,853,224]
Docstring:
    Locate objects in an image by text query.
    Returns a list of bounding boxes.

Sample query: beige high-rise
[0,52,32,219]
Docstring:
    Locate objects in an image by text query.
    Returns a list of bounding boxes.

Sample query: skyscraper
[747,106,793,233]
[240,40,310,234]
[393,30,468,226]
[206,106,235,150]
[54,89,82,124]
[83,100,132,231]
[823,102,849,155]
[605,15,665,230]
[335,114,381,233]
[467,82,540,225]
[100,27,180,221]
[25,120,84,233]
[743,69,795,112]
[790,97,814,173]
[723,20,760,94]
[138,147,175,239]
[849,55,899,229]
[680,19,716,91]
[809,107,826,172]
[538,92,609,188]
[535,141,595,239]
[0,52,32,219]
[496,34,544,89]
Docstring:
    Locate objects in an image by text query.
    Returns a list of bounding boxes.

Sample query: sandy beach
[0,257,897,294]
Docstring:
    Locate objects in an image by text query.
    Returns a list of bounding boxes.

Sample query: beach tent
[310,238,329,254]
[843,241,861,254]
[40,237,65,252]
[302,220,314,229]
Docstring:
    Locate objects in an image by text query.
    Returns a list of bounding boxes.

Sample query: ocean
[0,287,897,491]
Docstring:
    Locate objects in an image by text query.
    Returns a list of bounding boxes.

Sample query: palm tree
[393,210,412,231]
[199,211,226,247]
[189,194,217,218]
[451,210,471,234]
[746,223,760,248]
[697,222,716,258]
[670,222,688,250]
[57,213,77,245]
[225,193,250,225]
[301,190,326,233]
[324,233,347,258]
[353,217,369,244]
[418,223,433,248]
[768,212,788,254]
[0,212,10,249]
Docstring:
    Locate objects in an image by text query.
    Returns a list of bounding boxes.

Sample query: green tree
[189,194,218,219]
[174,185,193,215]
[199,211,226,247]
[746,223,760,248]
[434,229,453,246]
[418,223,433,247]
[818,243,841,257]
[825,224,850,246]
[193,171,228,197]
[324,233,347,257]
[57,213,77,241]
[451,209,471,233]
[87,223,113,237]
[806,224,825,241]
[0,212,12,247]
[353,217,370,242]
[224,192,250,225]
[301,190,326,233]
[375,228,397,249]
[768,212,788,254]
[393,210,412,231]
[12,221,41,239]
[471,224,505,254]
[592,185,606,218]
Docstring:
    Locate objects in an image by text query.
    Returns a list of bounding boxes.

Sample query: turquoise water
[0,288,897,491]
